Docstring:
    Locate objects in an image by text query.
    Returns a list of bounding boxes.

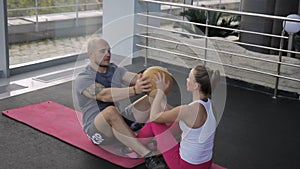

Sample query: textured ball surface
[143,66,173,95]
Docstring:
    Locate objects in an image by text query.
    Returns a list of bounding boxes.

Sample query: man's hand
[134,74,152,94]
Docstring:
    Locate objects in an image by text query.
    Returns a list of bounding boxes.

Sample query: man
[73,37,166,169]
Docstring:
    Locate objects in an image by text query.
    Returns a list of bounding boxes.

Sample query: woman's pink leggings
[136,122,212,169]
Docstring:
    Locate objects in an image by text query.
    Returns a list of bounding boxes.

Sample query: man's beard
[95,60,109,67]
[99,64,109,67]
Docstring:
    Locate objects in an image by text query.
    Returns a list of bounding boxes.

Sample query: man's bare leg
[94,106,150,157]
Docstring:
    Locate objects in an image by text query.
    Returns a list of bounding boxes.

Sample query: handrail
[137,12,289,40]
[137,0,300,99]
[137,23,300,55]
[136,33,300,69]
[7,3,102,12]
[5,0,300,98]
[139,0,300,22]
[7,1,102,30]
[136,44,300,83]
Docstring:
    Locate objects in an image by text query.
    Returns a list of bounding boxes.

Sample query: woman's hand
[153,72,170,92]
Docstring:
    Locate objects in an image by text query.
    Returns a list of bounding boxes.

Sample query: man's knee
[102,106,122,123]
[122,104,136,121]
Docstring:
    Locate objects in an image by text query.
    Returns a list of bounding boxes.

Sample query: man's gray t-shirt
[74,63,126,132]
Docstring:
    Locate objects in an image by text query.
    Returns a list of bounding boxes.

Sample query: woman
[137,65,220,169]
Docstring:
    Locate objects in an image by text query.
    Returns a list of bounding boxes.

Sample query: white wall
[102,0,160,66]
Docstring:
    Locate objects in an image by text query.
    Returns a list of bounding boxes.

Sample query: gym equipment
[142,66,173,95]
[2,101,227,169]
[2,101,143,168]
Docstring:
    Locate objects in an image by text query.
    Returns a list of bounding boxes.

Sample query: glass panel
[7,0,103,66]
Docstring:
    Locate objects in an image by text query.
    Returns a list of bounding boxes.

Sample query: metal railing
[5,0,300,98]
[7,0,102,30]
[137,0,300,99]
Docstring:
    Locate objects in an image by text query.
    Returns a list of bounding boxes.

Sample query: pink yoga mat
[2,101,227,169]
[2,101,144,168]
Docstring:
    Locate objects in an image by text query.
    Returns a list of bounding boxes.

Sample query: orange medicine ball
[142,66,173,95]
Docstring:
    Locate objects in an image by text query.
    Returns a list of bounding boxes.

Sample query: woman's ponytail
[210,69,220,93]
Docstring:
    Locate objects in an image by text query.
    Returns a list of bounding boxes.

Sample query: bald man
[74,37,166,169]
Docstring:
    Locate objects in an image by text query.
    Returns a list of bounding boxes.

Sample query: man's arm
[122,71,152,94]
[122,71,138,86]
[82,82,136,102]
[82,70,151,102]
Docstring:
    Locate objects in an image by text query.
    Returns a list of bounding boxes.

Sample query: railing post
[273,29,285,99]
[287,33,294,57]
[75,0,79,26]
[145,2,149,67]
[34,0,39,32]
[239,0,244,11]
[204,10,209,66]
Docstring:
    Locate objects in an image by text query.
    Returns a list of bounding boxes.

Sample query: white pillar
[102,0,160,65]
[0,0,9,78]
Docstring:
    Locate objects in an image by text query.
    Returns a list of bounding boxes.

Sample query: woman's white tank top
[179,99,216,164]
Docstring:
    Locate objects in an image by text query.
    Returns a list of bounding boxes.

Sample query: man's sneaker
[130,122,144,132]
[145,153,167,169]
[113,145,139,158]
[123,118,144,132]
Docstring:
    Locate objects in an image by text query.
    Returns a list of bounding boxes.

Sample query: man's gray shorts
[86,104,136,145]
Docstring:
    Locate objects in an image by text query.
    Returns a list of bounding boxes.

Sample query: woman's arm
[150,98,189,124]
[150,89,165,121]
[151,100,201,127]
[150,72,185,123]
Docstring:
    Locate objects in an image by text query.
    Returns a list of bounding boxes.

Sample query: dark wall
[240,0,299,54]
[271,0,299,54]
